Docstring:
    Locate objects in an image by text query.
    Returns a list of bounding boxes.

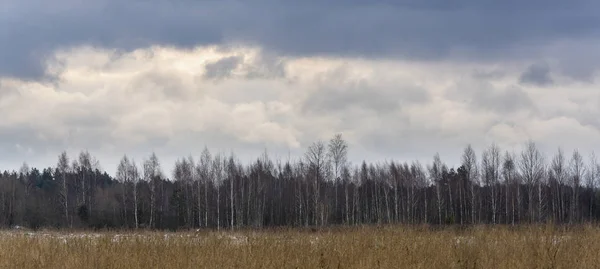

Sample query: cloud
[519,63,553,86]
[300,66,430,115]
[447,78,536,115]
[204,56,243,80]
[542,40,600,82]
[0,46,305,172]
[1,45,600,174]
[3,0,600,80]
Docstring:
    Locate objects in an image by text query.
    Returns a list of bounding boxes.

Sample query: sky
[2,0,600,176]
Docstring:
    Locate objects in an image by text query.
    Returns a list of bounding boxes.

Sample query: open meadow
[1,225,600,269]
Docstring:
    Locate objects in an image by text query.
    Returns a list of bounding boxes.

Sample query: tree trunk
[134,182,138,229]
[471,183,475,224]
[345,182,349,225]
[62,175,69,228]
[436,184,442,224]
[230,176,234,230]
[150,179,155,229]
[217,185,220,230]
[122,183,128,227]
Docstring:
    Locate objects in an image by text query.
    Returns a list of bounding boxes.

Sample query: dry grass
[1,225,600,269]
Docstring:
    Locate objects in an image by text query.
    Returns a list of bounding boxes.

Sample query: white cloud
[2,45,600,174]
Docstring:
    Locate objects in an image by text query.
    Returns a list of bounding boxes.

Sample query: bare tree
[549,148,567,222]
[389,162,400,223]
[502,151,517,225]
[569,150,585,223]
[173,156,194,228]
[143,152,161,228]
[129,159,140,229]
[462,145,479,224]
[294,160,308,226]
[411,161,428,223]
[89,156,101,219]
[519,141,545,223]
[328,133,348,223]
[78,151,92,217]
[71,159,80,208]
[226,154,236,230]
[185,156,195,228]
[212,153,224,230]
[197,147,212,227]
[341,165,352,224]
[16,137,600,230]
[57,151,70,228]
[482,143,501,224]
[116,155,131,226]
[429,153,445,224]
[586,152,598,221]
[305,141,328,226]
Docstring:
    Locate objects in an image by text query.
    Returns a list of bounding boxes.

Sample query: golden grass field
[1,225,599,269]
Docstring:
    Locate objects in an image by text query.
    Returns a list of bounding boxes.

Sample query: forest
[0,134,598,230]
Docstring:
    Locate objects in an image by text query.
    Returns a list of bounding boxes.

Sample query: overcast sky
[2,0,600,176]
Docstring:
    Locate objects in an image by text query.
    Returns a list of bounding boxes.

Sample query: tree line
[1,135,600,230]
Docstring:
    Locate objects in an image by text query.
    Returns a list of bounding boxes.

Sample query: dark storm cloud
[519,63,554,86]
[2,0,600,79]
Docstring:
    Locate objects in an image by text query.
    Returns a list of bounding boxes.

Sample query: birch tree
[305,141,328,226]
[197,147,212,227]
[461,145,479,224]
[116,155,131,226]
[227,154,236,230]
[173,156,194,228]
[212,153,224,230]
[129,159,140,229]
[502,151,517,225]
[143,152,161,228]
[57,151,70,227]
[586,152,597,221]
[429,153,445,224]
[569,150,585,223]
[519,141,545,223]
[549,148,566,222]
[482,144,501,224]
[328,133,348,223]
[77,151,92,217]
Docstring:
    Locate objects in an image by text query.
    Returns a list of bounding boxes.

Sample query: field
[0,225,599,269]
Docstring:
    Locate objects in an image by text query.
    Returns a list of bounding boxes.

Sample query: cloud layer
[1,44,600,174]
[3,1,600,174]
[3,0,600,80]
